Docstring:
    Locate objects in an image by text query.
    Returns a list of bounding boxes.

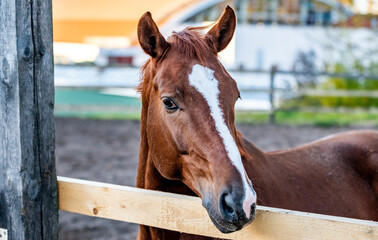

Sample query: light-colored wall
[53,0,197,43]
[234,25,375,71]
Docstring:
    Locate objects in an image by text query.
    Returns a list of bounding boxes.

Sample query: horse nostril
[220,193,238,223]
[251,203,256,215]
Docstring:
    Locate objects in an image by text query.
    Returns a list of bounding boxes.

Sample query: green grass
[234,112,269,124]
[236,111,378,127]
[54,110,141,120]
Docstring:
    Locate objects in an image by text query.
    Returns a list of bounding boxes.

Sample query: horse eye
[162,97,179,111]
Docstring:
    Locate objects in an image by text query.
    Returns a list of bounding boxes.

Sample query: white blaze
[188,64,256,218]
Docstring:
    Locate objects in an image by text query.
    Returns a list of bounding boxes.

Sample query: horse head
[137,6,257,233]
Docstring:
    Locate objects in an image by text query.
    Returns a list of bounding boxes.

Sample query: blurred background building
[53,0,378,124]
[53,0,378,68]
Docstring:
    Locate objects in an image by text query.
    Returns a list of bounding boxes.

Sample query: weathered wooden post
[0,0,58,239]
[269,65,278,124]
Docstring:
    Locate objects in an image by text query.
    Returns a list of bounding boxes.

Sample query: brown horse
[136,6,378,240]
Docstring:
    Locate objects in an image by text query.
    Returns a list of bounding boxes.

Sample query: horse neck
[136,99,149,189]
[236,131,272,184]
[237,131,292,205]
[236,130,265,162]
[136,62,154,189]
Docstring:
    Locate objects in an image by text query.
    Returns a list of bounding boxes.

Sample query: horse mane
[137,59,153,94]
[137,26,217,94]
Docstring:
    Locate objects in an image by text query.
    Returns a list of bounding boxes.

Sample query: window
[184,0,346,26]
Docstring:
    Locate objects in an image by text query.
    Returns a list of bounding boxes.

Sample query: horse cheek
[150,123,182,179]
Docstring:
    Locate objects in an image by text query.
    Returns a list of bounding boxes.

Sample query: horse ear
[137,12,169,59]
[205,6,236,52]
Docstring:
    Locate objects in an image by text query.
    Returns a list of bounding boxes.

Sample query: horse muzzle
[203,187,257,233]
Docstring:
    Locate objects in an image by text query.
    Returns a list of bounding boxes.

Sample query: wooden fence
[58,177,378,240]
[0,0,58,239]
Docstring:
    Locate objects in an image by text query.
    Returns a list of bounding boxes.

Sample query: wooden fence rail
[58,177,378,240]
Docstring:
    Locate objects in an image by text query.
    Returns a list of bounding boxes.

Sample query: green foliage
[323,62,378,91]
[298,29,378,109]
[283,95,378,109]
[284,59,378,109]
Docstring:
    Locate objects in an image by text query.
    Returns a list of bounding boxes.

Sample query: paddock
[55,118,378,239]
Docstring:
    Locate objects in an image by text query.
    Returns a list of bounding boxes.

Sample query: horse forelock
[167,27,217,66]
[137,27,218,96]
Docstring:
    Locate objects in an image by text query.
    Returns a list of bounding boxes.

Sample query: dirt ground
[56,118,376,240]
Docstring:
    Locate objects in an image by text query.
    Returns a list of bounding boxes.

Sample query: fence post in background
[0,0,58,239]
[269,65,278,124]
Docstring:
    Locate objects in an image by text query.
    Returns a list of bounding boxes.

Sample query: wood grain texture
[0,0,22,239]
[0,0,58,239]
[58,177,378,240]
